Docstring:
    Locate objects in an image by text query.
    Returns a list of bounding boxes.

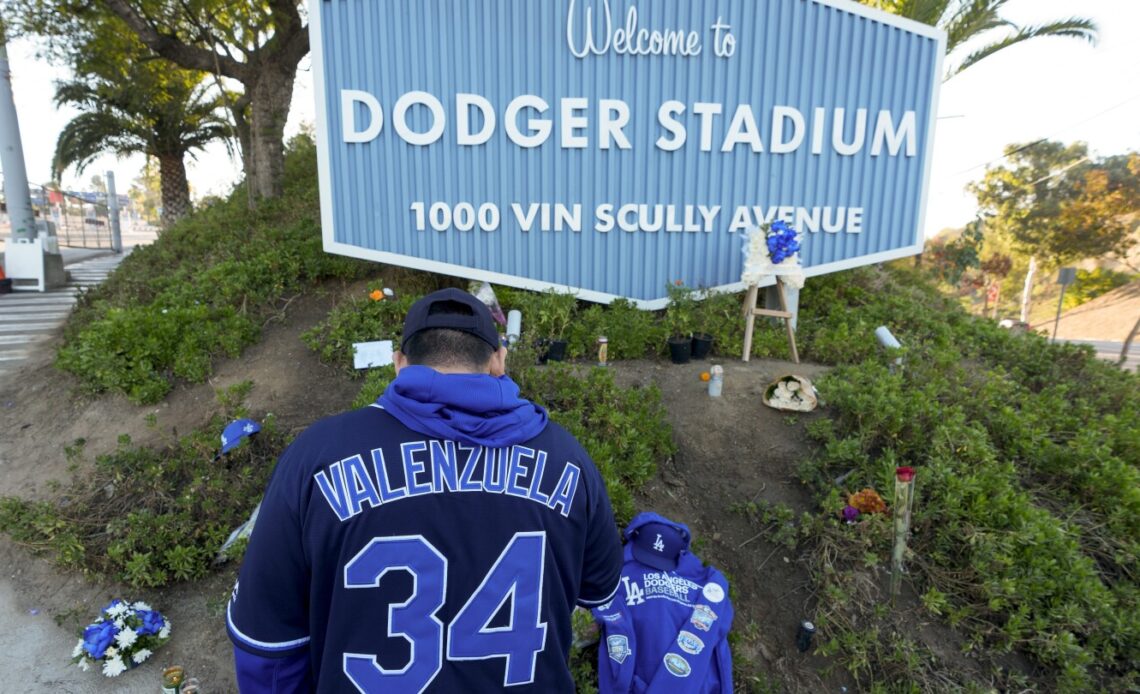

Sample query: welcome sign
[311,0,945,306]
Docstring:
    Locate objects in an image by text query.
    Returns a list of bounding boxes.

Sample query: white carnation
[104,646,118,659]
[102,655,128,677]
[158,624,171,639]
[106,603,129,618]
[131,601,152,611]
[78,659,91,672]
[131,648,152,664]
[114,628,138,649]
[72,639,85,658]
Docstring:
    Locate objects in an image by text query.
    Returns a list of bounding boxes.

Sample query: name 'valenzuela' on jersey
[226,366,624,693]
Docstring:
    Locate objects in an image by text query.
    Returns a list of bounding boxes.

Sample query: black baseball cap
[401,288,501,351]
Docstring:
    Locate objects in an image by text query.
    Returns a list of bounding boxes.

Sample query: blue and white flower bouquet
[71,599,171,677]
[741,221,805,289]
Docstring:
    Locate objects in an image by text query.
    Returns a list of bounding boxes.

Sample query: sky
[3,0,1139,238]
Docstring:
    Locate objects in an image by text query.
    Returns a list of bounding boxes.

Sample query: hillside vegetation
[6,136,1138,691]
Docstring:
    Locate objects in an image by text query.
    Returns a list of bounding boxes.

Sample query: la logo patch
[622,577,646,606]
[653,533,665,552]
[607,635,631,664]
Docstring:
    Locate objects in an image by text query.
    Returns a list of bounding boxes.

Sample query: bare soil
[0,289,894,691]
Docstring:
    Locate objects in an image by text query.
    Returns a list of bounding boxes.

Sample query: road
[0,251,129,382]
[1066,339,1140,372]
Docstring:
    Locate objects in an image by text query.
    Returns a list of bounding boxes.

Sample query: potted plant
[665,280,697,364]
[534,290,576,362]
[690,287,714,359]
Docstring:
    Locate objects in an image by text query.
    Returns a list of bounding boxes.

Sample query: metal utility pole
[1019,257,1037,324]
[0,39,36,243]
[106,170,122,253]
[1052,267,1076,343]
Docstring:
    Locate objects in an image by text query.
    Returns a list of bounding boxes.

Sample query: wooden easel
[742,278,799,363]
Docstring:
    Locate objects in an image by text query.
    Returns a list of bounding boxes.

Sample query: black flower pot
[543,339,568,363]
[668,336,692,364]
[691,333,713,359]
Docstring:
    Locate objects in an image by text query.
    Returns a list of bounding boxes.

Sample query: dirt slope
[0,288,844,691]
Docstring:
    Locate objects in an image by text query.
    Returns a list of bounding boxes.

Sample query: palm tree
[858,0,1097,78]
[52,40,232,227]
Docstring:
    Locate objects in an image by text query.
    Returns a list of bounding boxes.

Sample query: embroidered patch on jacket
[702,582,725,603]
[663,653,692,677]
[690,604,717,632]
[607,635,631,664]
[677,630,705,655]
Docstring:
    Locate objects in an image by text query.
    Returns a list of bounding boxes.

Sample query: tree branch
[99,0,248,81]
[280,21,311,68]
[255,0,309,69]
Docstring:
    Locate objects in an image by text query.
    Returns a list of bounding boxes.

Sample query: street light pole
[0,39,36,244]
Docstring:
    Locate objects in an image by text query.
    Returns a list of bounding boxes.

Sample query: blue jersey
[592,514,733,694]
[227,368,623,693]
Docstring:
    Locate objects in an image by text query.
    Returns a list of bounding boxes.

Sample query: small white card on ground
[353,340,394,369]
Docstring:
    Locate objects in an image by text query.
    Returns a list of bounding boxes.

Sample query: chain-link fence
[1,183,123,249]
[32,185,120,249]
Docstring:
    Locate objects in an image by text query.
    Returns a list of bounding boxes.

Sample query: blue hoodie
[593,513,734,694]
[378,366,548,447]
[229,366,622,694]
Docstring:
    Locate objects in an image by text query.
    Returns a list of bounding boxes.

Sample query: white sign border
[308,0,947,310]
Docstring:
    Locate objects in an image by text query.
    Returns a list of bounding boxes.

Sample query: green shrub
[790,265,1140,691]
[0,383,281,588]
[56,135,371,403]
[565,299,666,360]
[1063,268,1136,309]
[351,365,397,408]
[57,305,257,403]
[702,290,792,360]
[510,359,675,524]
[303,293,418,374]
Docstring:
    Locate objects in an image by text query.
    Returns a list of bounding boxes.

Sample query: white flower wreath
[741,224,805,289]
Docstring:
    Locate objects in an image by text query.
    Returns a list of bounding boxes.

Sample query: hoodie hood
[377,365,548,448]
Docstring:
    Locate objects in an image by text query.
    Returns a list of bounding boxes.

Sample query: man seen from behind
[226,287,624,692]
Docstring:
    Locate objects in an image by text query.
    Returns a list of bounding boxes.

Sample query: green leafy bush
[351,365,397,408]
[57,305,257,403]
[790,265,1140,691]
[303,292,418,374]
[0,383,281,588]
[565,300,666,360]
[1063,268,1136,309]
[56,135,371,403]
[510,358,675,524]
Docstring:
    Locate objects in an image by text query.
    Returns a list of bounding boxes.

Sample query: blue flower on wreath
[137,610,166,636]
[82,620,117,659]
[766,220,801,264]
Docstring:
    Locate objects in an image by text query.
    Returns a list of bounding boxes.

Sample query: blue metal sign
[310,0,945,307]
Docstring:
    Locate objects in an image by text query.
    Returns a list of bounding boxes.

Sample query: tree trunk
[100,0,309,203]
[246,61,295,201]
[1122,315,1140,368]
[227,95,254,208]
[157,152,191,228]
